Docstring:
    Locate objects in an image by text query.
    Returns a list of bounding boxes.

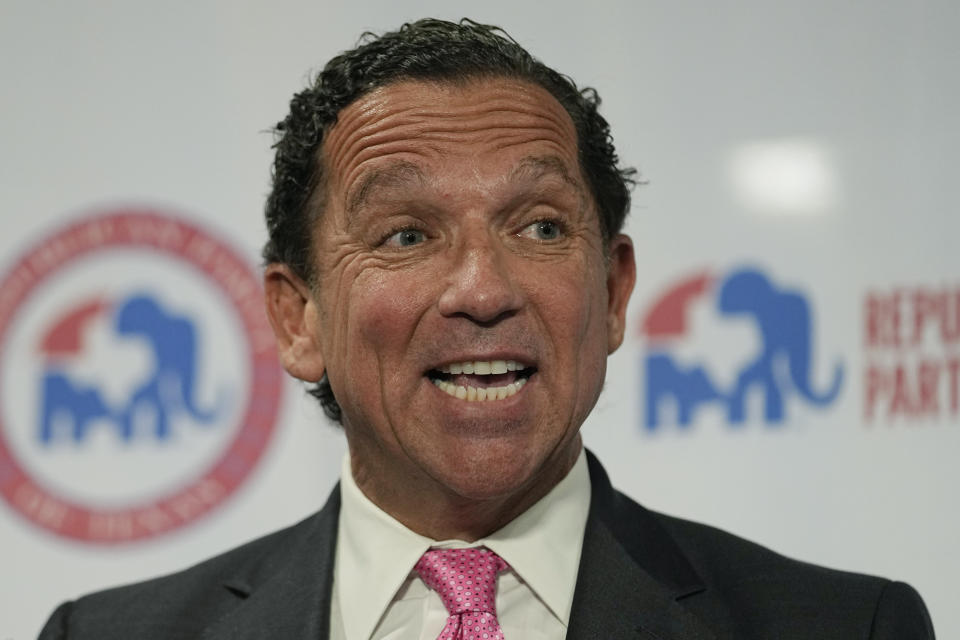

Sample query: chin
[425,438,560,502]
[443,469,531,502]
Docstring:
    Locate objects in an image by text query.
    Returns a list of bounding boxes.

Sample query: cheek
[347,268,433,364]
[535,259,610,397]
[536,259,608,341]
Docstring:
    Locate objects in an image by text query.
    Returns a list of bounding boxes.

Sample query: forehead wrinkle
[337,86,574,137]
[333,122,575,212]
[325,79,583,220]
[333,112,572,177]
[326,81,576,167]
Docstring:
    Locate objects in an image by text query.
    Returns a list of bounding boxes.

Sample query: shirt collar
[480,448,590,624]
[335,448,591,640]
[335,454,434,640]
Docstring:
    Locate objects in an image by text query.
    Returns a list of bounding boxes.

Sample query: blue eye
[520,220,563,241]
[385,228,426,247]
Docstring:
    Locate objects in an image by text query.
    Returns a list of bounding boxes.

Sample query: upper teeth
[438,360,523,375]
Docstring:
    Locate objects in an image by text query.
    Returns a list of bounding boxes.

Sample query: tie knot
[415,547,508,616]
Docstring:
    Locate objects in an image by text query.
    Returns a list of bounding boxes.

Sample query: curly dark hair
[263,18,636,422]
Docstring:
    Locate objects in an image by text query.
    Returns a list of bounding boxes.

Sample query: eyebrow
[345,160,426,215]
[507,155,581,191]
[508,155,587,213]
[344,154,585,216]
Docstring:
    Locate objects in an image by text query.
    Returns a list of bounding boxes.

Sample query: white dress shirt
[329,448,592,640]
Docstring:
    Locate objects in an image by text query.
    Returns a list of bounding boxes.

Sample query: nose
[437,231,524,324]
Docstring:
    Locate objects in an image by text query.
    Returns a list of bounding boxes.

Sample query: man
[40,18,934,639]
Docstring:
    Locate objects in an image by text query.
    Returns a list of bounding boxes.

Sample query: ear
[605,233,636,354]
[264,263,326,382]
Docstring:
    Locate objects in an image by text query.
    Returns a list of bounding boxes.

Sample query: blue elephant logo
[642,267,843,429]
[645,353,723,427]
[112,295,223,439]
[717,269,843,422]
[38,293,224,444]
[39,372,113,443]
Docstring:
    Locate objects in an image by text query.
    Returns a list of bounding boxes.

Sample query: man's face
[270,77,634,523]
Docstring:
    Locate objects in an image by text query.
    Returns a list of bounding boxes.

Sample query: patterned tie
[415,547,509,640]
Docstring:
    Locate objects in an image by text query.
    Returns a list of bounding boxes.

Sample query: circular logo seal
[0,209,283,543]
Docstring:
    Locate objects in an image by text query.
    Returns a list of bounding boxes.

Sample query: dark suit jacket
[39,452,935,639]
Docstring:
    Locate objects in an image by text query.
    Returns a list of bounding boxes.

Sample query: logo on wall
[0,210,283,543]
[640,267,843,431]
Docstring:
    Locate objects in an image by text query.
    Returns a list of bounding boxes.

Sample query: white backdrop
[2,1,957,637]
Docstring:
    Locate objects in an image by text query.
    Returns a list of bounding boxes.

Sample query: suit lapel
[567,452,716,640]
[202,485,341,640]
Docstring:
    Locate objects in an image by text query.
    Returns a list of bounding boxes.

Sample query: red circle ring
[0,210,283,543]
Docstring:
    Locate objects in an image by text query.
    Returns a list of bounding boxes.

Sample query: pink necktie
[415,547,509,640]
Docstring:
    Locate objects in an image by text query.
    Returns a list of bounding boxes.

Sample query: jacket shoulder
[39,506,333,639]
[650,508,934,638]
[655,509,882,588]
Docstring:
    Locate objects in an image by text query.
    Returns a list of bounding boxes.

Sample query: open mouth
[427,360,537,401]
